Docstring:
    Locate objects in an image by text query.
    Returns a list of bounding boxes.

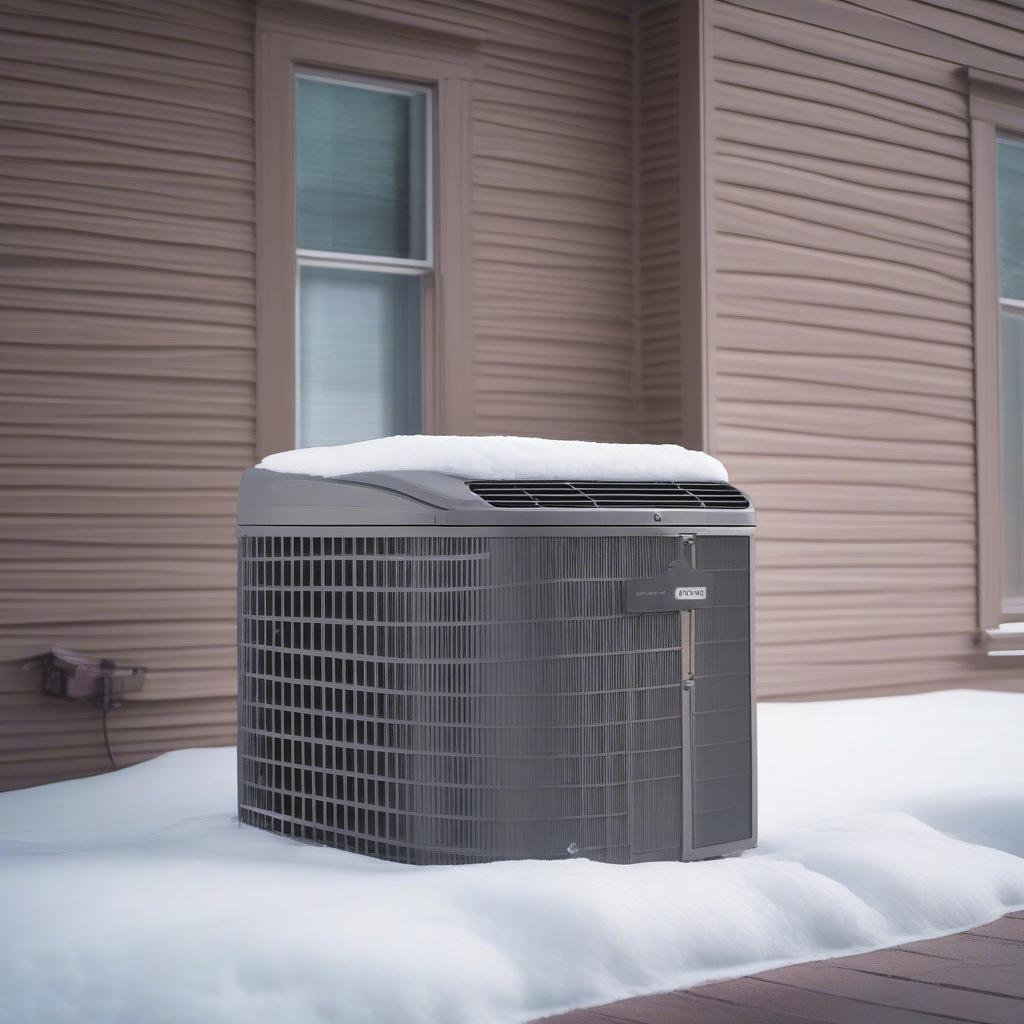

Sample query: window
[255,6,477,458]
[294,73,431,446]
[997,133,1024,609]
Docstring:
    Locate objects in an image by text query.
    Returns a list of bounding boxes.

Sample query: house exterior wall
[0,0,636,790]
[2,0,1021,791]
[703,0,1024,696]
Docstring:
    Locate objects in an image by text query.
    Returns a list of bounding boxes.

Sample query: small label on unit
[623,565,713,612]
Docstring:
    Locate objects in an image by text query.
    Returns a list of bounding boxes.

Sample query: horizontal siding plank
[0,620,234,655]
[715,273,972,323]
[0,491,238,517]
[0,438,252,468]
[719,426,972,466]
[733,455,974,492]
[756,539,975,568]
[0,285,253,325]
[757,634,978,662]
[740,481,975,515]
[0,311,252,348]
[717,297,970,345]
[716,349,971,400]
[715,319,971,368]
[717,376,972,421]
[754,510,975,542]
[757,615,974,648]
[1,343,253,381]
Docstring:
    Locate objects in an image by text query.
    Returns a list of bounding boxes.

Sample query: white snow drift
[257,434,729,483]
[2,690,1023,1024]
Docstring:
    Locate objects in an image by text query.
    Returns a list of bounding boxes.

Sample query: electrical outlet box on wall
[37,647,145,704]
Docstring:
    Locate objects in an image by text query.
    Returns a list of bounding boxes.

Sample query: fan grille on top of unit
[467,480,749,510]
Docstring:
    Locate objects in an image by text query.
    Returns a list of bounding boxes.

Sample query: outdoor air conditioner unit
[236,469,756,864]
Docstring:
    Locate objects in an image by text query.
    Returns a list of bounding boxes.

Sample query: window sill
[981,622,1024,656]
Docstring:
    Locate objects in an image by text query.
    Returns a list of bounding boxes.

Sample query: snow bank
[257,435,729,482]
[2,690,1023,1024]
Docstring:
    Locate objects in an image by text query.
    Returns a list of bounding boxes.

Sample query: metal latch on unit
[682,610,696,693]
[621,548,702,691]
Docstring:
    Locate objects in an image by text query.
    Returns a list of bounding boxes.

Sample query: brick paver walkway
[534,911,1024,1023]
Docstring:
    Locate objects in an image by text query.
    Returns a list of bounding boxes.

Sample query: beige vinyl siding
[467,1,635,440]
[346,0,636,440]
[637,0,683,443]
[0,0,254,789]
[0,0,637,790]
[707,0,1024,697]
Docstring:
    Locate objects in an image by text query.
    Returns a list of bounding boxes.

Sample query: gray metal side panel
[685,535,754,857]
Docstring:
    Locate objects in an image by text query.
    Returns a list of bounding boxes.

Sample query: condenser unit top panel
[238,468,755,528]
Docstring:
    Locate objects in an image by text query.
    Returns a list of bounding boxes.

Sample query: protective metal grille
[237,532,752,864]
[467,480,750,509]
[691,536,753,849]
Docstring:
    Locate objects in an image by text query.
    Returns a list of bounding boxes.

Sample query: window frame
[255,3,478,458]
[967,69,1024,651]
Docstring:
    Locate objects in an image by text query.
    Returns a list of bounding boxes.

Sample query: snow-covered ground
[1,690,1023,1024]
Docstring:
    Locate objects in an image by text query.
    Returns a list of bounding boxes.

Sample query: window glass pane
[1001,310,1024,602]
[997,133,1024,302]
[296,76,428,260]
[297,266,421,447]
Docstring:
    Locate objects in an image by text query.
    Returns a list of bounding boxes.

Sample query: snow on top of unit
[257,435,729,482]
